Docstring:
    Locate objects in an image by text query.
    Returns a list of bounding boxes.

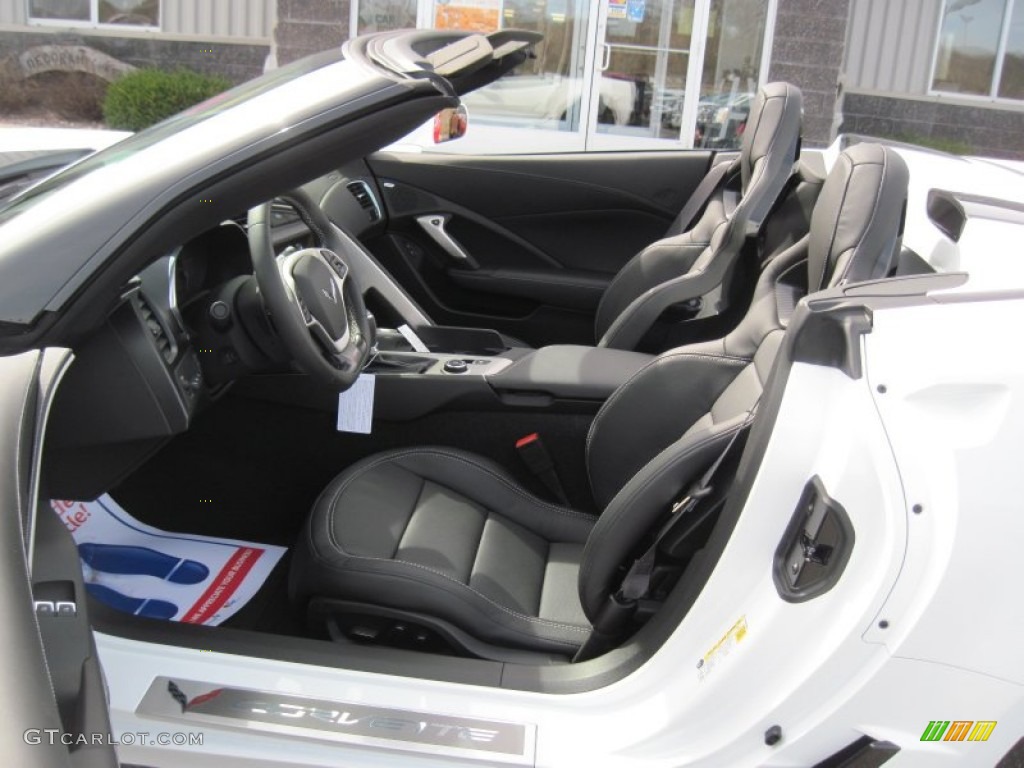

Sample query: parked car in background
[0,126,129,203]
[696,91,754,148]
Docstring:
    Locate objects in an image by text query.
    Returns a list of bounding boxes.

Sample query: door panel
[366,149,712,346]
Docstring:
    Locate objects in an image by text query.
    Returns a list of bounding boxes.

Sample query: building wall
[0,1,25,25]
[274,0,349,67]
[163,0,275,40]
[844,0,941,96]
[768,0,852,146]
[0,28,269,83]
[0,0,275,41]
[842,92,1024,159]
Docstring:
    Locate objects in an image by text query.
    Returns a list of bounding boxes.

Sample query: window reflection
[933,0,1005,96]
[29,0,90,21]
[461,0,589,131]
[599,1,695,138]
[29,0,159,25]
[697,0,767,148]
[998,1,1024,99]
[99,0,159,26]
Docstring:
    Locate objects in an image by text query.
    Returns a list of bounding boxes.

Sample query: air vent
[347,180,382,223]
[136,294,176,364]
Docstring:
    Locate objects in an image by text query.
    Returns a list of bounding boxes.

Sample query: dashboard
[45,161,388,498]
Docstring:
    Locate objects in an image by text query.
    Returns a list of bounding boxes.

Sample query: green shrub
[103,68,231,131]
[892,133,974,156]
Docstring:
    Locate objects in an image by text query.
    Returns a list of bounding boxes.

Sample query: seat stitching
[535,539,554,618]
[311,548,590,637]
[586,351,747,452]
[325,448,595,534]
[392,474,426,559]
[600,216,731,347]
[467,512,491,589]
[818,154,854,290]
[838,152,889,285]
[321,450,596,569]
[315,456,593,634]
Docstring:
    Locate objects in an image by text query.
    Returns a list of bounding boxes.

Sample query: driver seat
[290,144,910,657]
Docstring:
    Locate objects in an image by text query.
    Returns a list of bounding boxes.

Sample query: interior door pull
[416,215,478,269]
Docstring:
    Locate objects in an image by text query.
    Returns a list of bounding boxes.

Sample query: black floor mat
[220,552,306,636]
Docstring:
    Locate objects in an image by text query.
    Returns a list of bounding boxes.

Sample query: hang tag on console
[337,374,375,434]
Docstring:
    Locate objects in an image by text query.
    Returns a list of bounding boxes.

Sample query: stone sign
[17,45,136,81]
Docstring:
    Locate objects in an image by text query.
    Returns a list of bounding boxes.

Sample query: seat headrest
[809,143,909,291]
[738,82,803,223]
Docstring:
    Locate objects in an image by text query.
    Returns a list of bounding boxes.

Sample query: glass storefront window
[381,0,776,152]
[459,0,591,134]
[696,0,768,148]
[598,0,696,139]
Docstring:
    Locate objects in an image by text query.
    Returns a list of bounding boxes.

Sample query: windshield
[0,49,345,225]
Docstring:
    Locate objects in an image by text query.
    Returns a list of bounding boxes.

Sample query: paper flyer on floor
[50,495,286,626]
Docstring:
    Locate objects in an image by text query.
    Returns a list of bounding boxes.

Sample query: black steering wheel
[248,189,372,390]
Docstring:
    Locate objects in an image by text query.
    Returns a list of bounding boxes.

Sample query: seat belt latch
[515,433,569,505]
[671,485,713,515]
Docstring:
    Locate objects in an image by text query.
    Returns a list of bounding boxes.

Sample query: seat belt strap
[618,420,750,603]
[669,158,737,235]
[515,433,570,505]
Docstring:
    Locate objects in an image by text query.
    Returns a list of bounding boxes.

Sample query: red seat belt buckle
[515,433,568,504]
[515,433,539,449]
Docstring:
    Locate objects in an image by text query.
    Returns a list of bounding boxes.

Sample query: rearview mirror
[433,105,468,143]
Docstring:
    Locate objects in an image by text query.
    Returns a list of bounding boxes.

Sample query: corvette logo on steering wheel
[322,280,338,304]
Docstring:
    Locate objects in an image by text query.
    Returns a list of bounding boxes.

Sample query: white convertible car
[0,29,1021,768]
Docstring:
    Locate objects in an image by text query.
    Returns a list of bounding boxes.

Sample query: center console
[365,324,652,419]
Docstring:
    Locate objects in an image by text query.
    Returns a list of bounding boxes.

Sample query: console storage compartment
[487,344,652,401]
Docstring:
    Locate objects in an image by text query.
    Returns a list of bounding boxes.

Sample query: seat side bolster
[595,240,711,344]
[595,195,729,344]
[597,226,737,352]
[585,349,747,510]
[579,415,751,620]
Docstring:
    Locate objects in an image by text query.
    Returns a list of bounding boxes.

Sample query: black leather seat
[291,143,910,657]
[594,82,803,351]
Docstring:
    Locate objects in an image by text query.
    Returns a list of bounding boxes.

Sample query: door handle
[601,43,611,72]
[416,215,478,269]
